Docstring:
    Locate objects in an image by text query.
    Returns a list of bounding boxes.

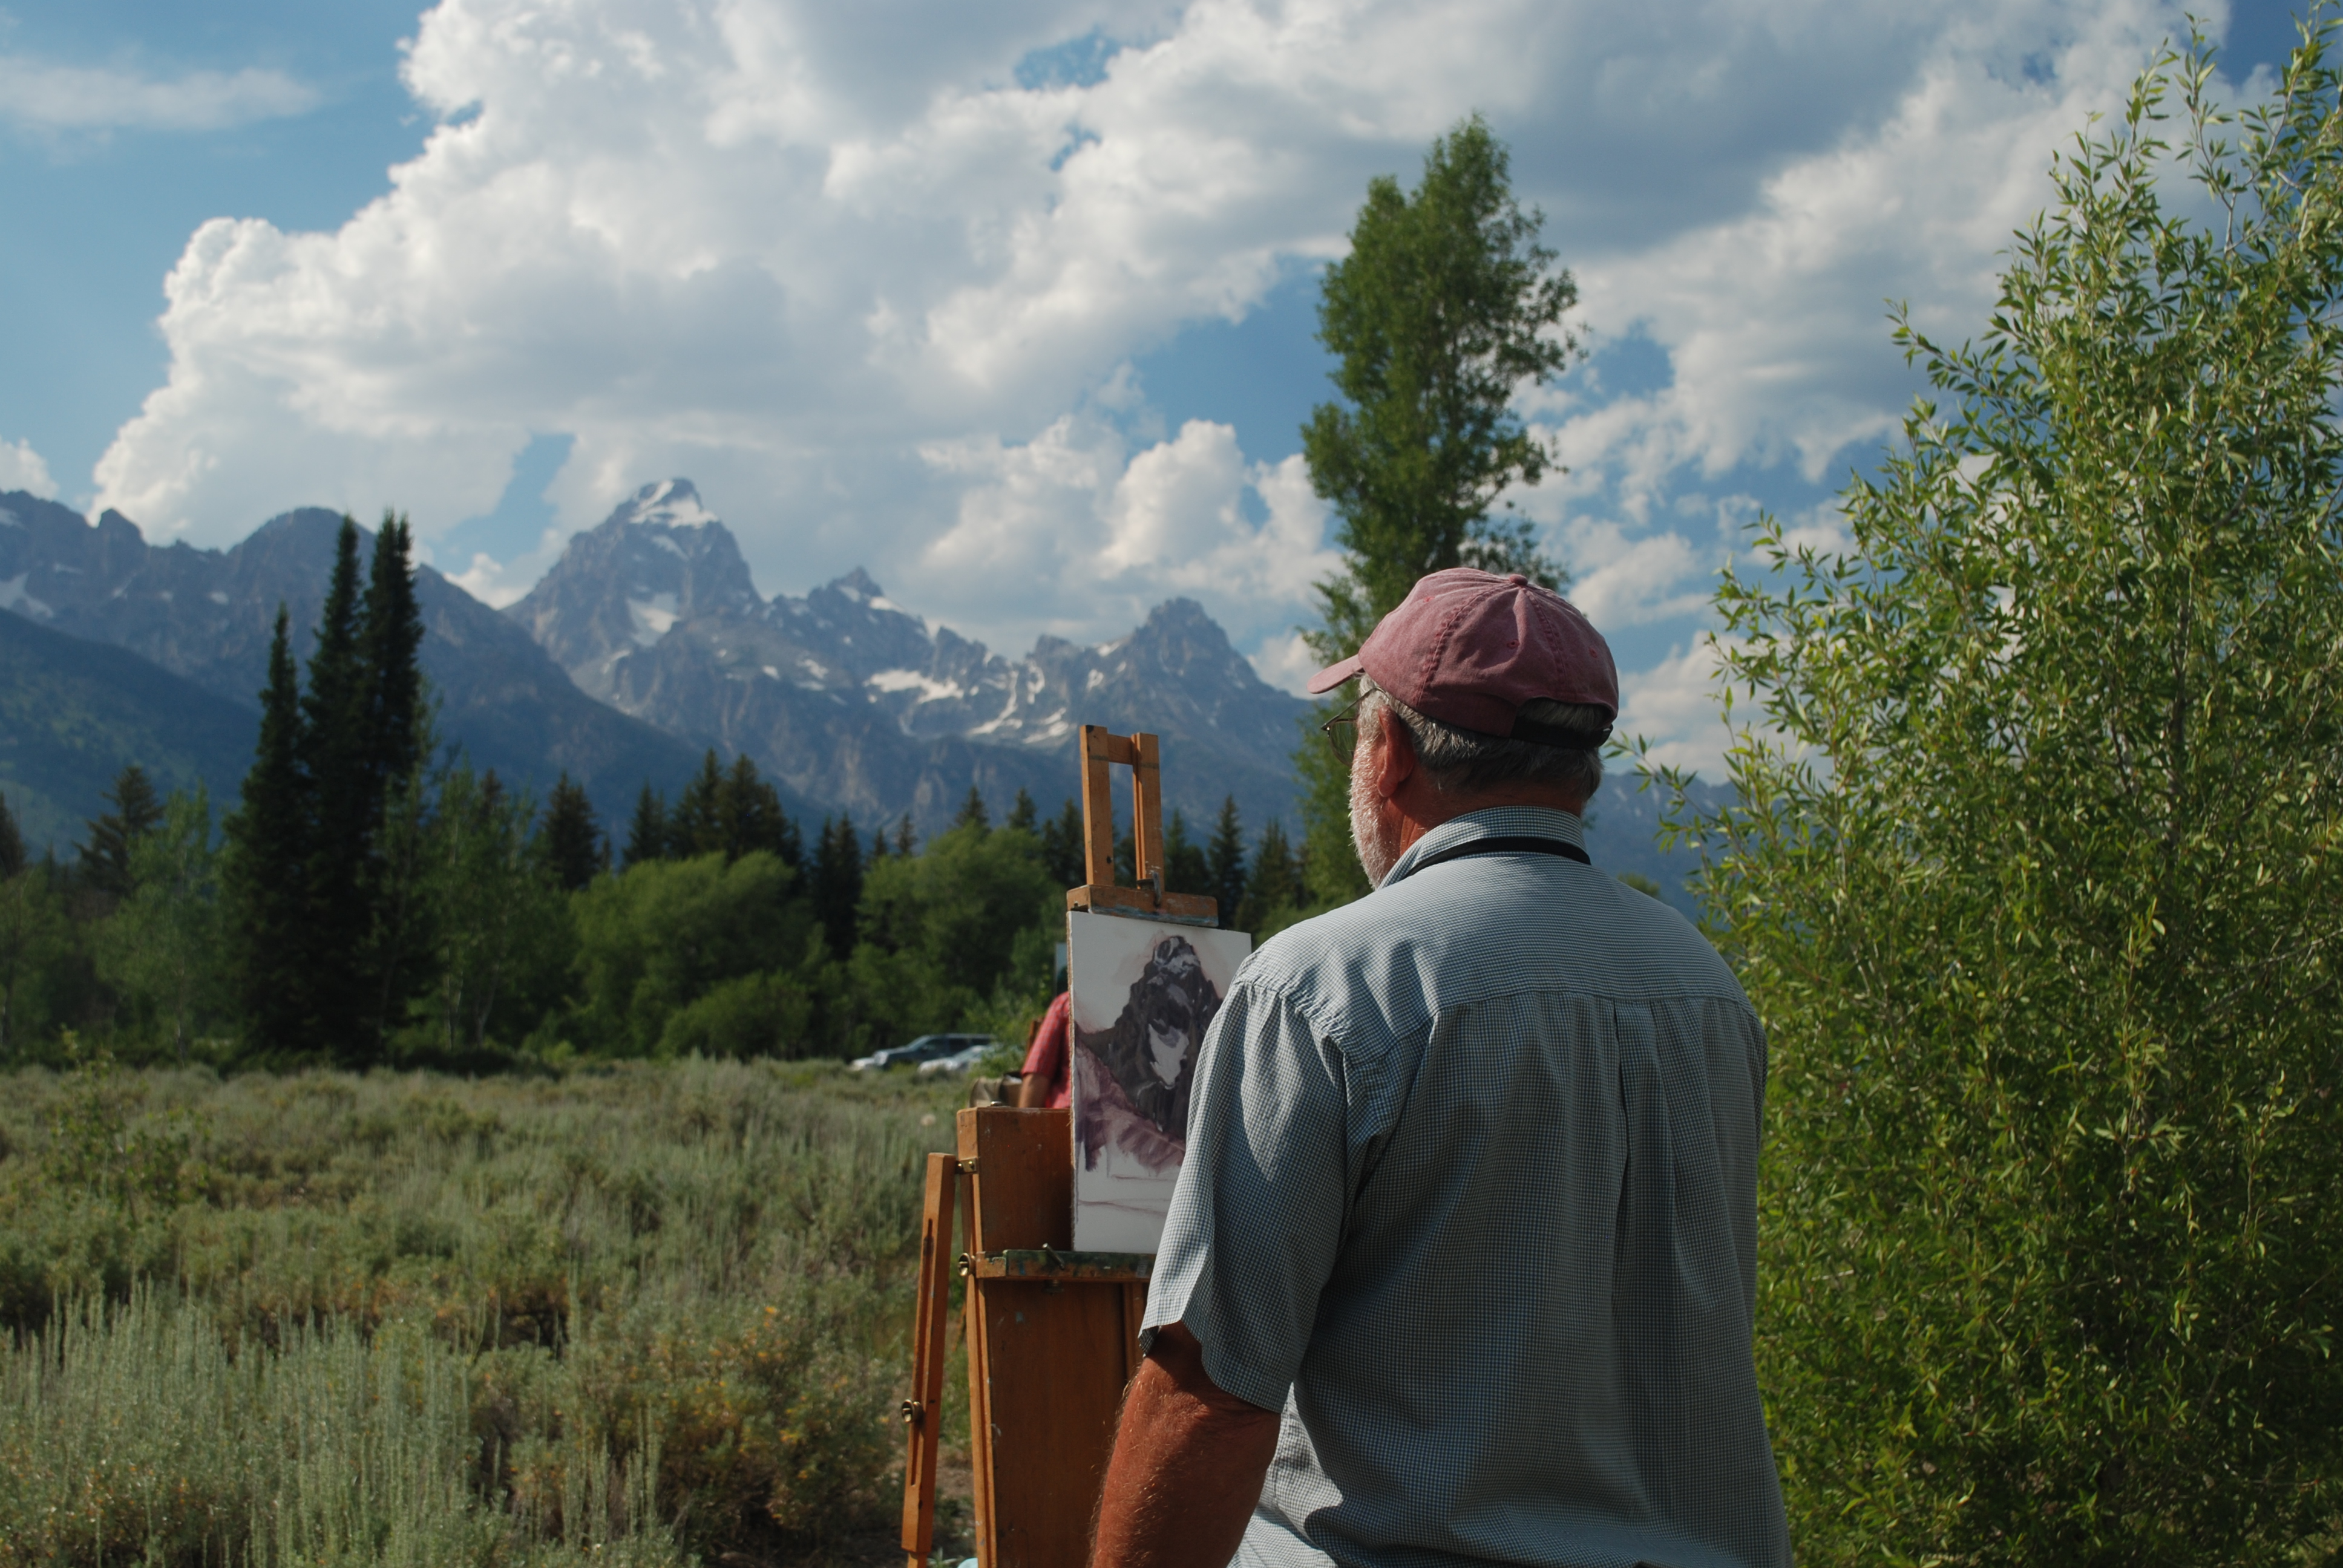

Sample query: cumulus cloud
[0,437,56,498]
[921,416,1339,655]
[1617,638,1743,776]
[0,56,316,133]
[85,0,2243,752]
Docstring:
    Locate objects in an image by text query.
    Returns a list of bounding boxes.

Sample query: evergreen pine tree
[716,754,795,864]
[541,774,602,893]
[1205,795,1247,929]
[79,763,163,900]
[298,518,373,1060]
[1040,798,1086,889]
[1238,818,1304,932]
[1162,808,1210,898]
[359,514,426,797]
[624,785,668,869]
[351,516,433,1056]
[954,786,989,832]
[811,815,863,958]
[894,814,915,856]
[869,826,889,862]
[669,750,724,858]
[224,607,314,1060]
[0,791,23,881]
[1005,788,1038,832]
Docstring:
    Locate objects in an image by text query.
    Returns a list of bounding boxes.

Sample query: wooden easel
[898,728,1216,1568]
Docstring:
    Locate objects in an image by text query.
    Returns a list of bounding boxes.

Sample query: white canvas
[1066,910,1252,1253]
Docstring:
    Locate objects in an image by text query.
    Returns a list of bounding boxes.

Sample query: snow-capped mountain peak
[502,479,1310,831]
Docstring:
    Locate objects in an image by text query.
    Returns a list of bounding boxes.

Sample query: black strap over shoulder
[1410,834,1591,872]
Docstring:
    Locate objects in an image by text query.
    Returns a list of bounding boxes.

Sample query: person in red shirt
[1016,988,1073,1109]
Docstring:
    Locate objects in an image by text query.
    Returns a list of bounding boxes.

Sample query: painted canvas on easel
[1066,910,1251,1252]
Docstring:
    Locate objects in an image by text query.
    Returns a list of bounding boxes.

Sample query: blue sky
[0,0,2313,768]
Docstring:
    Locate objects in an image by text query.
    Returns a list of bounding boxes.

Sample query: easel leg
[900,1152,954,1568]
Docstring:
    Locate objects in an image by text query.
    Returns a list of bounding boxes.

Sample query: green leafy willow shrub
[568,851,814,1056]
[1642,32,2343,1564]
[0,1059,964,1563]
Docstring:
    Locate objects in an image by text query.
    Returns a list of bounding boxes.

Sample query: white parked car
[916,1042,1000,1077]
[850,1033,996,1072]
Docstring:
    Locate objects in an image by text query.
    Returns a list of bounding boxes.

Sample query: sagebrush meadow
[0,1056,970,1567]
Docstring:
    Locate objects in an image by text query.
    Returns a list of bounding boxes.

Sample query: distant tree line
[0,523,1315,1068]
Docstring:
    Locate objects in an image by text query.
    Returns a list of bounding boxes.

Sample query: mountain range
[0,480,1711,910]
[504,479,1310,836]
[0,491,710,847]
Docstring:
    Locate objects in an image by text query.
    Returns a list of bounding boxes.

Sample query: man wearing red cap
[1093,570,1789,1568]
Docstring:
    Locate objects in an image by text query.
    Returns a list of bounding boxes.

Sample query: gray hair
[1360,676,1608,803]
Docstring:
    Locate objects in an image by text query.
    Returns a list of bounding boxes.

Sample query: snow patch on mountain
[627,593,678,646]
[0,575,53,618]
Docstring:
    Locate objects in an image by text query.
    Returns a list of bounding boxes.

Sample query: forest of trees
[0,518,1315,1070]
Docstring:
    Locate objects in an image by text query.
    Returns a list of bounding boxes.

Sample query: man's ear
[1370,705,1417,800]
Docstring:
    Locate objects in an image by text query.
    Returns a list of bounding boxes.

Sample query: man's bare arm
[1091,1321,1282,1568]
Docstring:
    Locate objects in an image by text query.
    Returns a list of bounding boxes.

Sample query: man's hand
[1090,1321,1282,1568]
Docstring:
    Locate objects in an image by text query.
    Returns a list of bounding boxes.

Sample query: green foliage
[624,785,666,870]
[1291,114,1578,918]
[0,792,22,881]
[660,750,799,866]
[1294,705,1372,910]
[94,787,224,1063]
[655,968,816,1060]
[852,822,1058,1048]
[1647,31,2343,1563]
[222,607,310,1062]
[1301,112,1578,664]
[569,852,811,1057]
[1204,796,1247,926]
[1161,808,1210,899]
[811,814,865,961]
[0,1059,960,1564]
[409,766,572,1062]
[1236,815,1308,937]
[0,869,64,1060]
[301,517,376,1053]
[38,1042,198,1214]
[540,773,605,893]
[1039,798,1085,889]
[221,518,429,1068]
[75,763,161,903]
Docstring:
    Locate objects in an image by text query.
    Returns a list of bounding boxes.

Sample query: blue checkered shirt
[1145,806,1791,1568]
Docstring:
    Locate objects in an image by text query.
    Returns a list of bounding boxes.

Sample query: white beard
[1349,743,1402,887]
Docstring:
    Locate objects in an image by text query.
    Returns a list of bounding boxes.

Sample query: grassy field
[0,1055,977,1567]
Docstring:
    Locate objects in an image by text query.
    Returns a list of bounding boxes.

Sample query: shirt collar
[1378,805,1588,889]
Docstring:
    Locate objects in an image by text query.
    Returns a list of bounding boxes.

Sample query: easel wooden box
[898,727,1217,1568]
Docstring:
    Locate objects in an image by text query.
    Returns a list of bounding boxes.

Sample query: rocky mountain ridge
[505,480,1314,835]
[0,480,1711,909]
[0,491,708,820]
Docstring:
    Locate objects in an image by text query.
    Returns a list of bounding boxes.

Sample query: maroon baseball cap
[1308,568,1618,740]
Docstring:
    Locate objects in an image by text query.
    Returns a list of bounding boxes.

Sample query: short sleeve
[1144,982,1349,1414]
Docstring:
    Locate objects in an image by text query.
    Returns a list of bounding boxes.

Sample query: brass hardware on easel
[956,1157,979,1174]
[901,1399,923,1428]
